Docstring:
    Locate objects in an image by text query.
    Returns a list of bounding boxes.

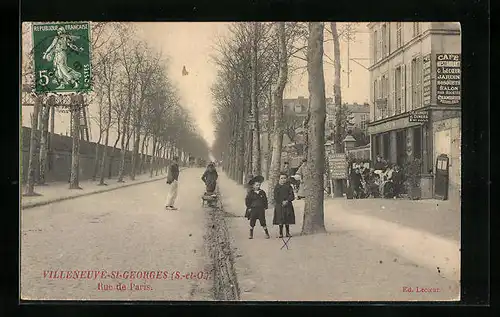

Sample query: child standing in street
[245,175,270,239]
[273,172,296,238]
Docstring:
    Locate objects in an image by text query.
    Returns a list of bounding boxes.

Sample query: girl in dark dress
[273,172,296,238]
[245,176,270,239]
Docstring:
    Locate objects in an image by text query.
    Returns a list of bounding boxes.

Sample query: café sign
[436,53,461,105]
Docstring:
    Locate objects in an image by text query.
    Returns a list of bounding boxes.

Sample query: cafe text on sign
[436,53,461,105]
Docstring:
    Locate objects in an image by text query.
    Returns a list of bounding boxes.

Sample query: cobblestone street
[21,168,213,301]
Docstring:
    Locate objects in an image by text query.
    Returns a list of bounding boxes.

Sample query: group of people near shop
[348,155,404,199]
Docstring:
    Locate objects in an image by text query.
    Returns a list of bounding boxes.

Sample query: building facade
[326,102,370,138]
[367,22,461,202]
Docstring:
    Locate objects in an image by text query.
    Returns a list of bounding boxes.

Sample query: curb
[21,175,168,210]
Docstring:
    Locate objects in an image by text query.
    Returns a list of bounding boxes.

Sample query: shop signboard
[328,153,348,180]
[409,110,429,123]
[436,53,461,105]
[422,54,432,106]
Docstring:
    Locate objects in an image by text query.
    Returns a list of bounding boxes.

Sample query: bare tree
[330,22,344,197]
[37,102,51,185]
[301,22,327,235]
[69,95,84,189]
[23,96,41,196]
[267,22,288,205]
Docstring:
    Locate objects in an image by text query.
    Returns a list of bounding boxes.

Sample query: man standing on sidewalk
[165,156,180,210]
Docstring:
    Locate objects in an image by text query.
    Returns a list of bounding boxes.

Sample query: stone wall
[20,127,154,184]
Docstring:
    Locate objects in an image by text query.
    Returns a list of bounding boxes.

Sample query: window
[411,57,423,109]
[383,133,390,160]
[396,22,403,48]
[360,114,367,130]
[373,79,378,119]
[373,30,379,61]
[413,22,421,37]
[382,24,387,57]
[395,66,402,114]
[381,74,389,118]
[374,135,381,157]
[382,23,387,57]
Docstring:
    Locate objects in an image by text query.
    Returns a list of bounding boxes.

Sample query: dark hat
[248,175,264,185]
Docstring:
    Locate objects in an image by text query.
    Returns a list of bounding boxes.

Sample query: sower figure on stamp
[165,156,180,210]
[245,175,270,239]
[273,172,296,238]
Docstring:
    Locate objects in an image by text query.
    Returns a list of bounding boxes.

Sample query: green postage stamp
[32,22,92,94]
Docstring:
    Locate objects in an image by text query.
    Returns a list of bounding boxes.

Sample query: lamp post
[343,134,357,154]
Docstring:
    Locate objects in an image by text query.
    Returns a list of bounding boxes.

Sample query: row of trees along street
[21,22,209,196]
[211,22,359,235]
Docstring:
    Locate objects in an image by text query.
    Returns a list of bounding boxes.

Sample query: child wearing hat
[245,175,270,239]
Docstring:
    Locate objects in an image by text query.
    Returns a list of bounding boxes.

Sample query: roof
[326,103,370,113]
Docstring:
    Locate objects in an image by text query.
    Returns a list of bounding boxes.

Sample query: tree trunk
[99,130,109,185]
[150,137,157,178]
[108,126,121,179]
[268,22,288,205]
[49,104,55,171]
[265,85,273,179]
[92,134,102,181]
[99,92,113,185]
[69,100,82,190]
[251,22,261,177]
[23,97,41,196]
[237,91,245,184]
[155,143,162,176]
[143,136,150,174]
[301,22,327,235]
[130,107,142,180]
[117,108,130,182]
[38,104,50,185]
[331,22,344,197]
[139,134,147,175]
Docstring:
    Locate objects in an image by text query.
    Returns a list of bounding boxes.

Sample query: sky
[21,22,371,150]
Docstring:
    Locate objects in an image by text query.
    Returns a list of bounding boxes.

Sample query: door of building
[396,129,407,166]
[434,154,449,200]
[383,133,390,161]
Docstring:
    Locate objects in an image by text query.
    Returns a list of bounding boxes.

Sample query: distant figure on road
[201,162,218,194]
[245,175,270,239]
[165,156,180,210]
[273,172,296,238]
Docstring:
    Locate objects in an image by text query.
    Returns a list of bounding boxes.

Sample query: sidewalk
[217,173,460,301]
[322,196,460,242]
[21,173,168,209]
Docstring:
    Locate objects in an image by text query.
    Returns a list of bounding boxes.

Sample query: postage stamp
[32,22,92,94]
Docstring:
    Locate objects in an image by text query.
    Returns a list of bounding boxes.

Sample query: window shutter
[370,31,374,64]
[401,64,406,113]
[418,57,423,108]
[390,70,396,117]
[407,61,413,111]
[387,23,391,55]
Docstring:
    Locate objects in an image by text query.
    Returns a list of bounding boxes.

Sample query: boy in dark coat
[273,172,296,238]
[245,176,270,239]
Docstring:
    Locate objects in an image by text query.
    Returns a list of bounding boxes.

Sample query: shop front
[368,109,434,199]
